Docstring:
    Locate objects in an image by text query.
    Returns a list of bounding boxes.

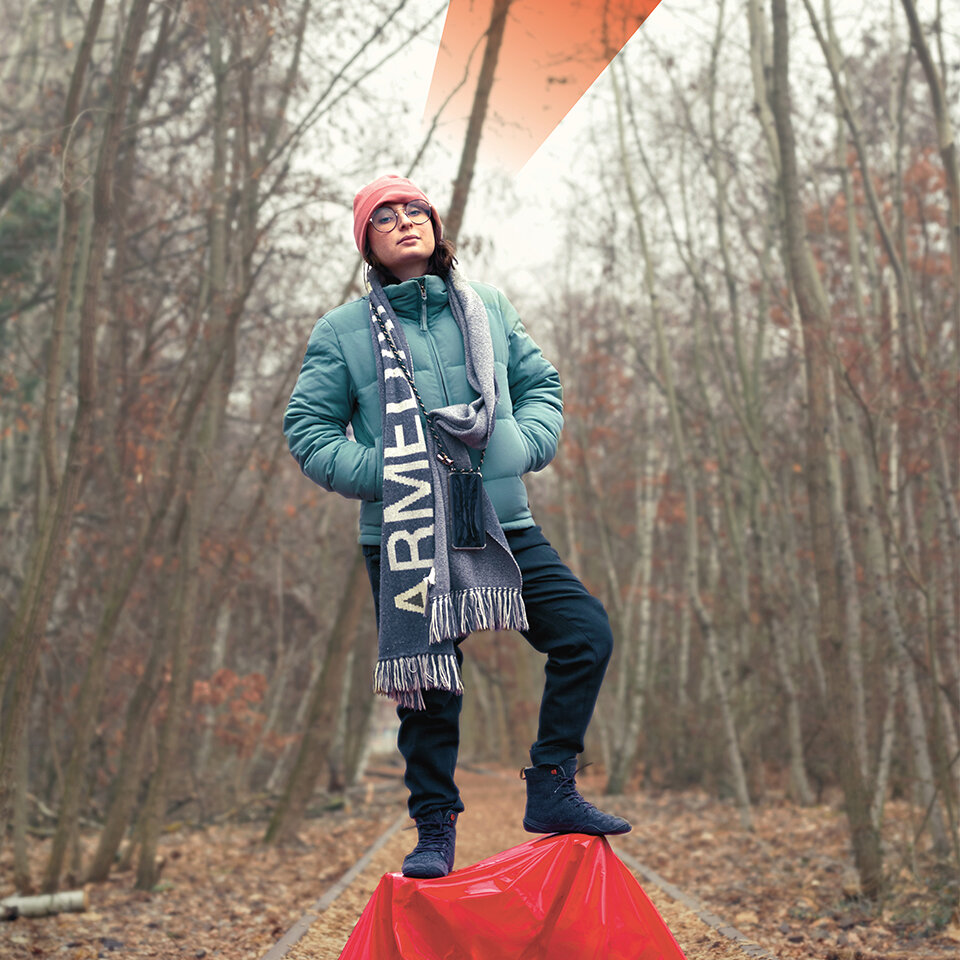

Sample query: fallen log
[1,889,89,920]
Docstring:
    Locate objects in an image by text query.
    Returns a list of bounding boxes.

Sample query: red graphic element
[338,833,688,959]
[425,0,663,171]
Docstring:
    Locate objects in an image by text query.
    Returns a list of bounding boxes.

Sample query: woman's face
[366,201,436,282]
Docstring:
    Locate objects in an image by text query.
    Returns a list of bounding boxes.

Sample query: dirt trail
[277,768,773,960]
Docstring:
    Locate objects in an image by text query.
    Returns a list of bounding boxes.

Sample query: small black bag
[448,471,485,550]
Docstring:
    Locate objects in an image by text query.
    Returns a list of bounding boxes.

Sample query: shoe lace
[553,765,599,812]
[412,819,454,852]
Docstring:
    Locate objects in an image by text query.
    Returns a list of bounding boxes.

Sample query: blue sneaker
[401,809,458,878]
[522,758,631,835]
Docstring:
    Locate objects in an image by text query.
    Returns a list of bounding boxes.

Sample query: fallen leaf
[942,923,960,943]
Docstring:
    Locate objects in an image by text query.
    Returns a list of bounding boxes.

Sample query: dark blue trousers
[363,525,614,819]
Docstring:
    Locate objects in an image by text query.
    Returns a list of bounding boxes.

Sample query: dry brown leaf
[941,923,960,943]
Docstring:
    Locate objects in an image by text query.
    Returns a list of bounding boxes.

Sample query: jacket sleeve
[500,289,563,471]
[282,317,381,501]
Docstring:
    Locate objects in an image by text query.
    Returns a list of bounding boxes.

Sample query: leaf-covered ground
[596,771,960,960]
[0,780,405,960]
[1,766,957,959]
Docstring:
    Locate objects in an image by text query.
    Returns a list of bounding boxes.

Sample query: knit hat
[353,174,443,255]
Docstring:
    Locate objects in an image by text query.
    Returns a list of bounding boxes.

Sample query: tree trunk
[611,65,752,829]
[342,630,379,788]
[13,722,32,893]
[0,0,153,848]
[263,549,369,844]
[612,57,753,826]
[871,665,899,828]
[39,0,107,504]
[900,0,960,357]
[134,496,204,890]
[195,604,232,781]
[760,522,814,806]
[606,388,657,794]
[1,890,88,919]
[770,0,883,898]
[803,0,959,560]
[86,637,164,883]
[825,380,869,783]
[444,0,512,243]
[841,396,950,852]
[134,4,240,884]
[265,655,324,796]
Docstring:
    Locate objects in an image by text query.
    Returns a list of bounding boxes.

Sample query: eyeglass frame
[368,200,433,234]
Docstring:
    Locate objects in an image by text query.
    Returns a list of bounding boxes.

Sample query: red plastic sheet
[338,833,688,959]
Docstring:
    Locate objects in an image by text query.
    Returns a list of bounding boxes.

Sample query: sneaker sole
[522,818,632,836]
[401,867,451,879]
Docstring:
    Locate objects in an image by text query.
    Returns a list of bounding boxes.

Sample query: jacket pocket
[488,418,532,479]
[367,435,383,500]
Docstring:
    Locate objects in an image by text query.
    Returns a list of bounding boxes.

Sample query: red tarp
[338,833,688,959]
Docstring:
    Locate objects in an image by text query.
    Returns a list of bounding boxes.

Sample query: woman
[283,174,630,879]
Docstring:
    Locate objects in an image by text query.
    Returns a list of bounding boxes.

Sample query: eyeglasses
[369,200,432,233]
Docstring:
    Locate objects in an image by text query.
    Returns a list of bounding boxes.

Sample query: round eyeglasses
[369,200,432,233]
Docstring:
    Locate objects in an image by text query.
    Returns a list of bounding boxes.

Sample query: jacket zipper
[416,278,450,405]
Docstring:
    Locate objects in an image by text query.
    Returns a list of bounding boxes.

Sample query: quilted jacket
[283,274,563,544]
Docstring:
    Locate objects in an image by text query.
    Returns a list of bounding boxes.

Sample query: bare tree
[445,0,512,243]
[0,0,154,849]
[770,0,883,897]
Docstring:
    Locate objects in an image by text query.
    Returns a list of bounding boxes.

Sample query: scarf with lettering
[366,268,528,709]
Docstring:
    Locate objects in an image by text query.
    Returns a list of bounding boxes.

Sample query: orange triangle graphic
[425,0,663,172]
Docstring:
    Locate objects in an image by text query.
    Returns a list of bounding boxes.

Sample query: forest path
[266,766,774,960]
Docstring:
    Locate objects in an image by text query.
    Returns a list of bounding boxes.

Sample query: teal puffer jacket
[283,275,563,544]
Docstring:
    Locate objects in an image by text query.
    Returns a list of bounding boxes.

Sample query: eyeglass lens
[370,201,432,233]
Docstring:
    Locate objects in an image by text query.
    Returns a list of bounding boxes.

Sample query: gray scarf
[366,268,528,709]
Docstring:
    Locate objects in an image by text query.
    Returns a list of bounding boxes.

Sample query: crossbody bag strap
[373,313,485,476]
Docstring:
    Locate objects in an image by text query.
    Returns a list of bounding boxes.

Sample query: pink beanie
[352,174,443,254]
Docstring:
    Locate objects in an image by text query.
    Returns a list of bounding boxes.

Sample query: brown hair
[364,218,457,285]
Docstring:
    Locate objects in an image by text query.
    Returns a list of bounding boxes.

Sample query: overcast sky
[318,0,959,308]
[336,1,691,290]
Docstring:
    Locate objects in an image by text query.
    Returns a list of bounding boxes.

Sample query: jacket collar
[385,274,449,325]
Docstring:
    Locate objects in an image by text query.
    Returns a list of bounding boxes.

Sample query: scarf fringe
[429,587,529,645]
[374,653,464,711]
